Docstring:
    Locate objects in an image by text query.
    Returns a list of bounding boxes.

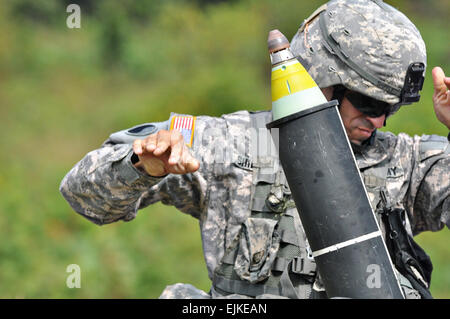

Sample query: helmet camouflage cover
[290,0,427,110]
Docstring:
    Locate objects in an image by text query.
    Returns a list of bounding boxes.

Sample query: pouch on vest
[381,206,433,299]
[234,218,281,283]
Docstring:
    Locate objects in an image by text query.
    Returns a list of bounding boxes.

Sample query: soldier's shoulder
[416,134,449,162]
[375,130,419,149]
[376,130,449,162]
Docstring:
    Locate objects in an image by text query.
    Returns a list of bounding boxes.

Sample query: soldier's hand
[432,66,450,130]
[132,130,200,177]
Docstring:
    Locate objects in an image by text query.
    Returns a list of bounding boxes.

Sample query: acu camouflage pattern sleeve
[405,134,450,235]
[59,114,225,226]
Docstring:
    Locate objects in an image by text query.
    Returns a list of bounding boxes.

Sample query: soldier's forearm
[59,144,163,225]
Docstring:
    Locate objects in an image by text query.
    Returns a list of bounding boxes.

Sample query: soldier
[60,0,449,299]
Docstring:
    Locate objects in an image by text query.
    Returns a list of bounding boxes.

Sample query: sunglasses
[345,91,392,118]
[344,63,425,118]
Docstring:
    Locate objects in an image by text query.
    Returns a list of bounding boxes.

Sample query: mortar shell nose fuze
[268,29,327,121]
[267,29,290,53]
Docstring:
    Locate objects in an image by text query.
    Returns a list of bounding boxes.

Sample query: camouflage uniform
[60,0,449,299]
[60,110,449,299]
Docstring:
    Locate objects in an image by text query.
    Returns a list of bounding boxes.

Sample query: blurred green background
[0,0,448,298]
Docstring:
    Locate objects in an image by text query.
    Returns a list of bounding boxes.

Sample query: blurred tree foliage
[0,0,448,298]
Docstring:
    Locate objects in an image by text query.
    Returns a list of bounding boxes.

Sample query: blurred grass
[0,0,448,298]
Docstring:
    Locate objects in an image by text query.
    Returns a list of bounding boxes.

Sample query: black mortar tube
[267,100,404,299]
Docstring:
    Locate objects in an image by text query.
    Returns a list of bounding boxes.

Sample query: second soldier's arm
[431,67,450,131]
[403,133,450,235]
[404,67,450,234]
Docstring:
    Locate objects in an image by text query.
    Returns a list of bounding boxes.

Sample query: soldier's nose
[366,114,386,129]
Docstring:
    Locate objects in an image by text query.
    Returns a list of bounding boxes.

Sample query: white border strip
[312,231,382,258]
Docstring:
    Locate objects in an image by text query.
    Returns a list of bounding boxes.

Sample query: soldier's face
[321,87,387,145]
[338,96,386,145]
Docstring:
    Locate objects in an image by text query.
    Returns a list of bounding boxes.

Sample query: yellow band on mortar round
[271,61,317,102]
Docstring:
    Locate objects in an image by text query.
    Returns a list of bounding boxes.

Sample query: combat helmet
[290,0,427,116]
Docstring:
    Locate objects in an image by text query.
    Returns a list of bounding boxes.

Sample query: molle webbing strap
[213,273,281,296]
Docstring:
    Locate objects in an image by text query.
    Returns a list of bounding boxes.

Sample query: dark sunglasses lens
[346,92,390,117]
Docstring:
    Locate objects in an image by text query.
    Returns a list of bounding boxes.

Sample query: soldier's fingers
[186,156,200,173]
[168,131,185,165]
[143,133,158,153]
[181,148,200,173]
[168,142,184,165]
[432,67,448,96]
[167,159,185,174]
[133,139,144,155]
[444,77,450,89]
[153,130,172,156]
[175,161,186,174]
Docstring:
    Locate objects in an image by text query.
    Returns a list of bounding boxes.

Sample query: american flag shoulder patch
[170,115,196,147]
